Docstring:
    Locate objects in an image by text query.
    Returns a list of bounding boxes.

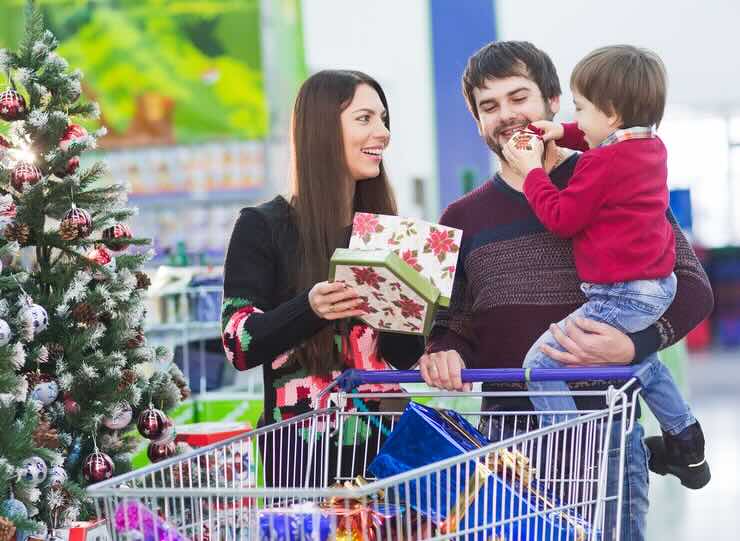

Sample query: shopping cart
[87,367,642,541]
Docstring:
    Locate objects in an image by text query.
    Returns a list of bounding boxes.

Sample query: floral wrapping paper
[348,213,462,307]
[330,214,462,336]
[330,249,439,336]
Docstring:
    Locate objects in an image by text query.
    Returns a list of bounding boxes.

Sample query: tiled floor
[647,349,740,540]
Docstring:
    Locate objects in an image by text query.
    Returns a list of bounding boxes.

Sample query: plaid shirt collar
[598,126,656,148]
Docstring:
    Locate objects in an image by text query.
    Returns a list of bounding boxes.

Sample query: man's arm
[629,212,714,358]
[543,211,713,365]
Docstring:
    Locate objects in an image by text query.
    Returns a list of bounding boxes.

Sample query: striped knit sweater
[221,196,424,425]
[427,153,713,406]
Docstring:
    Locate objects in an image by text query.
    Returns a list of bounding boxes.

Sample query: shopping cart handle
[335,367,639,392]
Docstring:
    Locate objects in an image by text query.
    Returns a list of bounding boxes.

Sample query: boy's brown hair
[571,45,667,128]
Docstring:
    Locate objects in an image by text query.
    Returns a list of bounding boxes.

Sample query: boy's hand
[530,120,564,142]
[503,132,544,176]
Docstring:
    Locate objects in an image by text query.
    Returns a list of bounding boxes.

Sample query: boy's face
[572,91,620,148]
[472,75,560,160]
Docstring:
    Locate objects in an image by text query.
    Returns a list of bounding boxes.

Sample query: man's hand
[418,350,471,391]
[542,317,635,366]
[502,133,545,176]
[530,120,564,142]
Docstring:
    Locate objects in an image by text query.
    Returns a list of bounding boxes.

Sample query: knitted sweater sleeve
[221,208,330,371]
[628,210,714,361]
[424,205,477,367]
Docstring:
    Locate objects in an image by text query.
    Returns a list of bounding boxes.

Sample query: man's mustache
[493,120,529,139]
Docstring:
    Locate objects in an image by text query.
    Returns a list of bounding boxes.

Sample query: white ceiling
[496,0,740,115]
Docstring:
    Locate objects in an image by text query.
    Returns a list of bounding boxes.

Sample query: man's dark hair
[462,41,562,120]
[571,45,667,128]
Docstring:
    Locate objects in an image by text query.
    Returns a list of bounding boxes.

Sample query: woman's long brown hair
[290,70,397,375]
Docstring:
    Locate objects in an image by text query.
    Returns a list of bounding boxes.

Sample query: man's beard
[485,101,555,162]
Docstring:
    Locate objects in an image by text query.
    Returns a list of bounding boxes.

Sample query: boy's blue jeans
[524,273,696,435]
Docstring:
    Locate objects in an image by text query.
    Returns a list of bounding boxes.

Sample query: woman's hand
[502,132,545,176]
[542,317,636,366]
[309,281,367,320]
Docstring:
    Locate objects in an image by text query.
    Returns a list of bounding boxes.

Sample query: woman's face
[340,84,390,182]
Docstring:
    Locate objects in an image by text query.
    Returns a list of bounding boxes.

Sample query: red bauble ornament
[59,124,88,152]
[0,197,16,220]
[82,451,114,482]
[63,394,80,416]
[152,417,175,444]
[87,245,112,265]
[147,440,176,463]
[137,407,168,440]
[54,156,80,177]
[63,206,93,238]
[11,162,42,191]
[0,89,27,121]
[102,223,133,252]
[86,245,116,279]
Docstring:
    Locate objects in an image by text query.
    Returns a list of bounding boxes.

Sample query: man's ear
[476,116,485,136]
[548,95,561,117]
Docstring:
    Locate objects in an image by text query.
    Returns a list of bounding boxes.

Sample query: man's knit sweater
[427,153,713,405]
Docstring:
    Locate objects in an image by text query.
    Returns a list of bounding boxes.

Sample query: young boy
[503,44,710,489]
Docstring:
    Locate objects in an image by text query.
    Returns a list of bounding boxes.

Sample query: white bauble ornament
[20,456,48,485]
[103,401,133,430]
[0,318,11,346]
[48,464,68,486]
[23,304,48,335]
[30,379,59,405]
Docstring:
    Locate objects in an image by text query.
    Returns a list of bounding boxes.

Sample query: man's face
[472,75,560,160]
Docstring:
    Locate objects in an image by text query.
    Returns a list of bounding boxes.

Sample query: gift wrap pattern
[368,402,597,541]
[330,249,440,335]
[348,213,462,307]
[330,214,462,335]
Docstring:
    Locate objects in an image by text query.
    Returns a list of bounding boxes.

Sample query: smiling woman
[220,70,424,487]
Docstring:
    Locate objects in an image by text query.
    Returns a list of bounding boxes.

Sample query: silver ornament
[103,401,133,430]
[20,456,48,485]
[0,497,27,518]
[48,464,68,486]
[30,380,59,405]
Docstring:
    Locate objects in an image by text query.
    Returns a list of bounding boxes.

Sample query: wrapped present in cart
[368,401,598,541]
[87,367,641,541]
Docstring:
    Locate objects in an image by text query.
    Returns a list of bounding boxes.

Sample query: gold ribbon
[322,476,385,541]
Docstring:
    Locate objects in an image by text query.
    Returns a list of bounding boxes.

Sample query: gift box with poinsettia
[329,214,462,335]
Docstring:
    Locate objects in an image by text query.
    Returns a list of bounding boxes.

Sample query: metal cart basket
[88,367,642,541]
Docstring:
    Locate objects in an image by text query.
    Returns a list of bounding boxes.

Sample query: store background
[2,1,738,538]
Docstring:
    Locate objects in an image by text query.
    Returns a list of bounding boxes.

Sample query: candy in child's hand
[512,132,536,151]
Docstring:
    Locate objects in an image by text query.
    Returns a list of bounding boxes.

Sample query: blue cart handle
[335,367,638,392]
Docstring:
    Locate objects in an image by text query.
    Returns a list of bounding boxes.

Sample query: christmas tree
[0,2,189,536]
